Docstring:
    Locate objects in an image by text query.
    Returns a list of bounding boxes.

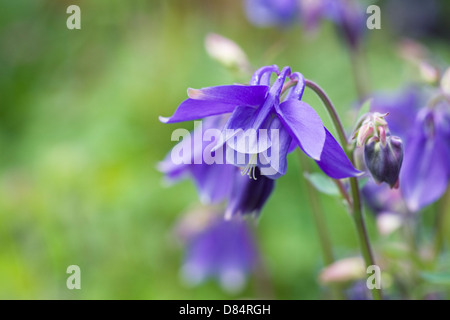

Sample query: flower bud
[364,134,403,189]
[353,112,389,147]
[319,257,365,284]
[441,67,450,97]
[204,33,251,73]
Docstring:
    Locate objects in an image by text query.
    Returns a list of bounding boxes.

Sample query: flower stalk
[305,79,382,300]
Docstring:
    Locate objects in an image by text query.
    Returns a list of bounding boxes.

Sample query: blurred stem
[348,45,371,101]
[334,179,352,208]
[434,188,450,261]
[297,152,345,300]
[305,79,382,300]
[297,153,335,266]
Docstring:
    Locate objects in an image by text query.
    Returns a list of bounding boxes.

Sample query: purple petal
[250,65,279,85]
[259,117,291,179]
[182,218,257,291]
[286,72,305,101]
[191,164,236,204]
[400,128,449,212]
[287,139,298,153]
[160,98,238,123]
[219,106,272,155]
[370,87,420,138]
[316,128,361,179]
[188,85,268,106]
[225,168,275,219]
[276,100,325,160]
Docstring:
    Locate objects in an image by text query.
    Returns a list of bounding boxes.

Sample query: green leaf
[420,272,450,285]
[304,172,340,196]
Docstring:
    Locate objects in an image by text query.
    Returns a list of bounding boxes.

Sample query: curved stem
[305,79,382,300]
[304,80,349,150]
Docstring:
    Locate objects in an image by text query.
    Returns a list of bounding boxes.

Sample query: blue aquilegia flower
[176,212,259,293]
[244,0,299,28]
[400,105,450,211]
[324,0,366,49]
[159,115,275,219]
[244,0,365,48]
[371,87,450,211]
[158,115,235,204]
[160,65,360,180]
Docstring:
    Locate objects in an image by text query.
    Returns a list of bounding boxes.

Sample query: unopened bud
[441,67,450,97]
[419,62,440,85]
[364,135,403,188]
[356,122,374,147]
[204,33,251,73]
[319,257,365,284]
[353,112,389,147]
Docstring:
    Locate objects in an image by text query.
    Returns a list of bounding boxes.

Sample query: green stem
[304,80,348,149]
[349,45,371,101]
[434,188,450,261]
[298,153,335,266]
[305,79,382,300]
[297,152,345,300]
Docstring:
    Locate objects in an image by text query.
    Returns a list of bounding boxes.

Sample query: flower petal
[188,85,268,106]
[159,98,237,123]
[225,168,275,219]
[191,163,236,204]
[400,129,449,212]
[315,128,361,179]
[219,106,272,155]
[258,117,291,179]
[276,100,325,160]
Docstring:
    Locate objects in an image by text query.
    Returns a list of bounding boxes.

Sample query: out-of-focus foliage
[0,0,449,299]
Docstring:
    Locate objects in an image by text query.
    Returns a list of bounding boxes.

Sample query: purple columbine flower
[158,115,235,204]
[159,115,275,219]
[243,0,366,49]
[225,167,275,219]
[178,214,259,293]
[400,106,450,211]
[160,65,360,180]
[324,0,366,49]
[371,87,450,211]
[244,0,299,28]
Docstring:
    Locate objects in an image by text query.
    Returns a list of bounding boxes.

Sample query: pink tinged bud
[364,135,404,189]
[378,125,387,147]
[357,123,374,147]
[419,62,440,85]
[441,67,450,97]
[377,213,402,236]
[373,112,388,127]
[319,257,365,284]
[204,33,250,72]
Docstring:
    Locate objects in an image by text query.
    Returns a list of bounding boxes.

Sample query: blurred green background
[0,0,449,299]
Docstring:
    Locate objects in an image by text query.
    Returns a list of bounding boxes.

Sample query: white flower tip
[187,88,204,100]
[159,116,170,123]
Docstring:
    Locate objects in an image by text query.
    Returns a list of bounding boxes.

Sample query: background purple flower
[244,0,299,28]
[371,87,450,211]
[400,106,450,211]
[179,215,259,293]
